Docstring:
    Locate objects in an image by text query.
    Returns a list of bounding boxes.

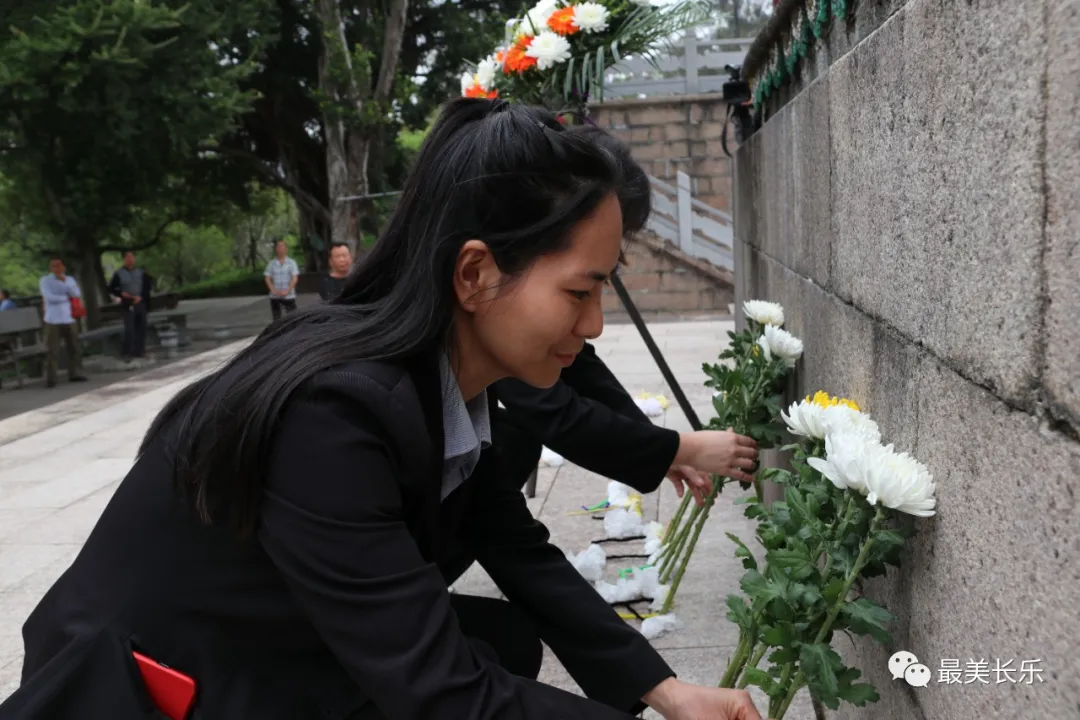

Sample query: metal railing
[646,170,733,271]
[602,35,754,99]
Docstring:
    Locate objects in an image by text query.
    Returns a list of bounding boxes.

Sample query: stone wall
[602,231,733,317]
[735,1,1079,719]
[589,94,734,213]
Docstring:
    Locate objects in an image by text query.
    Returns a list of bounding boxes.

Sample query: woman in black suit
[493,125,757,506]
[2,99,763,720]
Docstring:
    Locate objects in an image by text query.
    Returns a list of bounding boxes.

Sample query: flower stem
[659,500,702,582]
[660,483,720,613]
[736,642,768,688]
[769,662,795,718]
[775,507,887,716]
[719,633,752,687]
[818,494,856,580]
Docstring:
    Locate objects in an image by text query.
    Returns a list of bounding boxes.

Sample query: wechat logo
[889,650,931,688]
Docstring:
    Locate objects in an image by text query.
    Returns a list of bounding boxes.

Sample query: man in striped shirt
[264,239,300,320]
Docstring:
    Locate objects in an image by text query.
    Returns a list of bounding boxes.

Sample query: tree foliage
[0,0,277,322]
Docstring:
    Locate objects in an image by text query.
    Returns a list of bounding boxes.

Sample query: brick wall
[602,231,733,316]
[589,94,734,213]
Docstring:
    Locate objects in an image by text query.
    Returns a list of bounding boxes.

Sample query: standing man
[38,257,88,387]
[264,239,299,320]
[319,242,352,303]
[108,250,153,361]
[0,289,15,311]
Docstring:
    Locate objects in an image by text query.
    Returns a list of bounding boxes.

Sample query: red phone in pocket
[132,651,197,720]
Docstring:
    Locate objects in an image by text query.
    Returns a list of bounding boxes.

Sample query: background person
[320,242,352,302]
[108,250,153,360]
[264,239,299,319]
[38,257,87,387]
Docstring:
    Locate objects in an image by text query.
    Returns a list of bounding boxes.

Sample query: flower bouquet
[651,301,804,614]
[460,0,710,116]
[716,392,937,718]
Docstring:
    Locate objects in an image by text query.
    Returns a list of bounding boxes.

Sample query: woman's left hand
[666,465,712,507]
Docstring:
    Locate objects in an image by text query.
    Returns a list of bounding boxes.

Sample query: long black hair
[141,98,624,537]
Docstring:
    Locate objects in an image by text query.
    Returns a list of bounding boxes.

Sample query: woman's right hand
[644,678,766,720]
[674,429,759,485]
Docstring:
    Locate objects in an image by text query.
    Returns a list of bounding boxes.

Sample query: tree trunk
[315,0,409,252]
[75,237,104,329]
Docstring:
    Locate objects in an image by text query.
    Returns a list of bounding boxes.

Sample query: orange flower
[502,37,537,74]
[494,50,505,63]
[464,82,498,99]
[547,7,579,35]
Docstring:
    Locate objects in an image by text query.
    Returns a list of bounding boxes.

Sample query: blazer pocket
[121,636,184,720]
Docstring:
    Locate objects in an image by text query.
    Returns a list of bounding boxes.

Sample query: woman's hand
[665,465,713,507]
[644,678,766,720]
[674,429,759,485]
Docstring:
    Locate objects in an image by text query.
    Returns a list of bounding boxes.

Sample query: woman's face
[455,193,624,391]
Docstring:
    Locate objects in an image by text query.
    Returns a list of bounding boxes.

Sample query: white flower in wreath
[476,55,499,88]
[518,0,559,36]
[573,2,610,33]
[526,31,572,70]
[742,299,785,326]
[460,71,477,95]
[756,324,803,368]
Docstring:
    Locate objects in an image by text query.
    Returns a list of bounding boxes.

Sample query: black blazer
[1,353,673,720]
[495,343,681,493]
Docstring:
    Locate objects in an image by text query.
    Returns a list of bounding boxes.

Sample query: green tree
[0,0,276,325]
[210,0,519,269]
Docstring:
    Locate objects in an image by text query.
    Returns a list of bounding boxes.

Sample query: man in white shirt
[38,257,88,387]
[264,239,300,320]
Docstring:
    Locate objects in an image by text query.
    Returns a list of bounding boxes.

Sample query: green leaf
[767,647,798,664]
[761,622,795,646]
[838,682,879,706]
[739,569,768,598]
[725,532,758,571]
[767,549,815,581]
[724,594,753,632]
[822,577,846,604]
[799,643,843,704]
[840,598,895,644]
[741,667,777,695]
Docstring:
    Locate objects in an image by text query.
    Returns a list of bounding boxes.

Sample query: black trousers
[269,298,298,320]
[122,306,147,357]
[349,594,542,719]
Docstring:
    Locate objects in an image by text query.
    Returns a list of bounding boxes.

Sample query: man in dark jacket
[108,250,153,361]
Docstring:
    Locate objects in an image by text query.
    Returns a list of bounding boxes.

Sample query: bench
[78,309,190,358]
[0,308,47,388]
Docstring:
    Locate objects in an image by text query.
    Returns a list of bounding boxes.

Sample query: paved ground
[0,319,812,718]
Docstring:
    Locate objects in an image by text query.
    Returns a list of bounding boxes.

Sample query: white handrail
[645,171,733,271]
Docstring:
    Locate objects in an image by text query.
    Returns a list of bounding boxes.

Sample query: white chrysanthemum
[518,0,558,36]
[781,399,827,440]
[743,299,785,327]
[525,31,572,69]
[806,430,878,494]
[476,56,499,88]
[572,2,610,32]
[460,71,476,95]
[863,446,937,517]
[820,404,881,445]
[756,324,803,368]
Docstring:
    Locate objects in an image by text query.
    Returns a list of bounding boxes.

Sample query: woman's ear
[454,239,504,313]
